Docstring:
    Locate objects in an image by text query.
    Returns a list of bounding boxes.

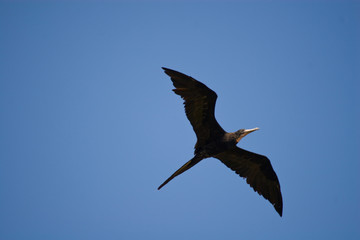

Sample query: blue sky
[0,1,359,239]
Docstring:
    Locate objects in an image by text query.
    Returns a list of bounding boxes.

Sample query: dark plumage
[158,67,283,217]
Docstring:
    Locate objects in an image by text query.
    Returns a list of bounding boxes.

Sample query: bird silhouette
[158,67,283,216]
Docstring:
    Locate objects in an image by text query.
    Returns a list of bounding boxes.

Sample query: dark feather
[215,147,283,216]
[162,67,225,153]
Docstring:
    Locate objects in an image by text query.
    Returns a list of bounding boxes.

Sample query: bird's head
[235,127,259,143]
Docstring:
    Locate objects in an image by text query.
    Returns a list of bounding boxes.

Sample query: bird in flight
[158,67,283,217]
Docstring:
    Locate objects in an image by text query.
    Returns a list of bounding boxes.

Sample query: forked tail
[158,155,203,190]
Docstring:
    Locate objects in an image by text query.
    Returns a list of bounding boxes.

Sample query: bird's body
[158,67,283,217]
[193,131,249,158]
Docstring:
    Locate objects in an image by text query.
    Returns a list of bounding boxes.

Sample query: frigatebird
[158,67,283,216]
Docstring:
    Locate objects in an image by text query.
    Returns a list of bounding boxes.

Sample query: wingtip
[276,205,283,217]
[162,67,173,76]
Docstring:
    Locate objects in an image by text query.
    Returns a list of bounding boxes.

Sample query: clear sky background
[0,1,359,239]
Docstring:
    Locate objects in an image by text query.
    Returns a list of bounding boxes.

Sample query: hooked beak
[237,127,259,143]
[243,127,259,136]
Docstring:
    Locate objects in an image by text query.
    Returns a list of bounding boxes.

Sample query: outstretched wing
[162,67,225,152]
[215,147,283,216]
